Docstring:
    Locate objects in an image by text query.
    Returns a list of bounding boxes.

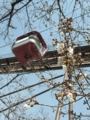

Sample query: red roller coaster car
[12,31,47,65]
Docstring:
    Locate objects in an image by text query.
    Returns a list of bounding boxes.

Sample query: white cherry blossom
[24,103,31,108]
[67,46,74,57]
[58,57,63,66]
[79,73,87,80]
[62,65,67,72]
[86,37,90,43]
[56,43,64,54]
[67,93,74,102]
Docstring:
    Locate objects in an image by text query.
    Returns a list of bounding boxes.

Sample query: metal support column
[55,72,68,120]
[69,102,73,120]
[68,72,73,120]
[55,97,63,120]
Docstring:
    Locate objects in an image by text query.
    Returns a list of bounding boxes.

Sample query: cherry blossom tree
[0,0,90,120]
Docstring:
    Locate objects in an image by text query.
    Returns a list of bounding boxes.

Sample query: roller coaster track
[0,45,90,74]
